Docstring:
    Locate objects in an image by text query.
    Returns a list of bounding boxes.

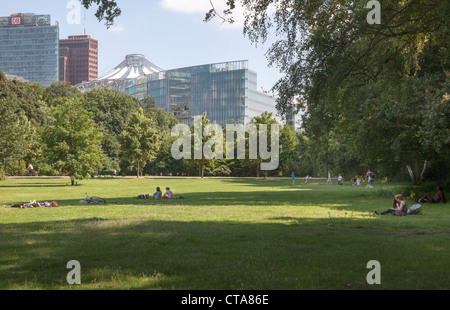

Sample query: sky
[2,0,283,92]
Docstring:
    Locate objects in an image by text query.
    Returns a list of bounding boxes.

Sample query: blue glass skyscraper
[0,13,59,87]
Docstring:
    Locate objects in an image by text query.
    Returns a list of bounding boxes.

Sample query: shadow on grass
[0,182,79,188]
[2,188,357,208]
[0,216,448,290]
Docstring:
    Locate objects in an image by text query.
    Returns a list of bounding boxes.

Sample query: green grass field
[0,177,448,290]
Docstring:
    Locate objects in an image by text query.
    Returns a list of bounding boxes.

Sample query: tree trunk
[201,159,204,178]
[419,160,427,184]
[406,160,427,185]
[71,178,75,186]
[406,165,415,184]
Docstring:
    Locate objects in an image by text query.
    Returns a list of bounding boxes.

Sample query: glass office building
[0,13,59,86]
[125,60,278,125]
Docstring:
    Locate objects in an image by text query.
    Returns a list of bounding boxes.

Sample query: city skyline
[1,0,283,93]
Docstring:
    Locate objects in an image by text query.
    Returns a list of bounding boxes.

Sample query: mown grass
[0,177,448,290]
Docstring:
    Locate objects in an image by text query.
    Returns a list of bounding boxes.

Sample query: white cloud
[107,24,125,32]
[159,0,245,29]
[159,0,211,14]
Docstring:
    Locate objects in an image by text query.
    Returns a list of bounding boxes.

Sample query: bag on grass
[407,204,422,215]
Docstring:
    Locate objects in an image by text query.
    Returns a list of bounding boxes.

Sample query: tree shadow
[2,189,353,208]
[0,216,447,290]
[0,182,77,188]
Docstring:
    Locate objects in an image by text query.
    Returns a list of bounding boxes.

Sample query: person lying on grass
[374,194,408,216]
[136,194,149,199]
[4,200,58,208]
[416,186,446,204]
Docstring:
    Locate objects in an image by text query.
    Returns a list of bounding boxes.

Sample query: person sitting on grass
[153,187,162,199]
[163,187,175,199]
[416,186,446,204]
[374,194,408,216]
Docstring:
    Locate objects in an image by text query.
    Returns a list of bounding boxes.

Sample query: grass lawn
[0,177,448,290]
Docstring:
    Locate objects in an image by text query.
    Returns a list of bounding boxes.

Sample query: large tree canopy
[204,0,449,183]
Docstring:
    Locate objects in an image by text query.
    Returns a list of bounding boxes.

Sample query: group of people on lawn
[137,187,175,199]
[291,170,369,187]
[153,186,175,199]
[374,186,446,216]
[291,169,446,217]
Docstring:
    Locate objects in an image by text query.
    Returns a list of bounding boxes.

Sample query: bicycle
[26,169,36,176]
[80,192,106,204]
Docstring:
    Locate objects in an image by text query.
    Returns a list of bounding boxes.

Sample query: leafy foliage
[81,0,121,28]
[41,99,103,185]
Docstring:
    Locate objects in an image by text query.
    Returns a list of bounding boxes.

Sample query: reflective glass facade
[126,60,278,125]
[0,13,59,86]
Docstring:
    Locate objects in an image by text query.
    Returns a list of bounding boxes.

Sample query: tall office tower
[0,13,59,87]
[59,35,98,85]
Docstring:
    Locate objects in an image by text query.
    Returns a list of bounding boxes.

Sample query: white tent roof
[97,54,163,80]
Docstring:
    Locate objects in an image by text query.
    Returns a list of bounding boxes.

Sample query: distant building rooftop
[98,54,163,80]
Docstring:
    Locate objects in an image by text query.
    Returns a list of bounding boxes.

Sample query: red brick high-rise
[59,35,98,85]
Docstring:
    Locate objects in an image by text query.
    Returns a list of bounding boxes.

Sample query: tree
[250,111,279,178]
[150,135,192,176]
[80,0,121,28]
[43,81,82,105]
[119,108,160,177]
[190,113,216,178]
[203,0,449,183]
[42,99,103,185]
[0,72,47,176]
[83,88,142,171]
[278,124,299,176]
[0,70,47,124]
[141,97,179,134]
[0,99,39,177]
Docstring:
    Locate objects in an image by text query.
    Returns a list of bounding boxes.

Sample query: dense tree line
[1,67,448,185]
[0,73,306,183]
[0,74,181,184]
